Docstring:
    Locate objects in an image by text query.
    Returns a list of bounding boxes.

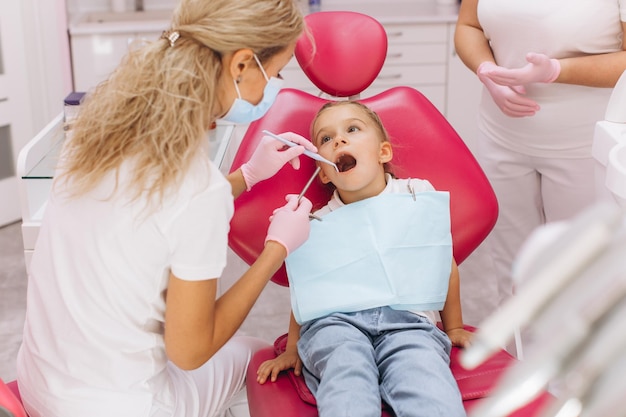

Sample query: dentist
[455,0,626,307]
[16,1,314,417]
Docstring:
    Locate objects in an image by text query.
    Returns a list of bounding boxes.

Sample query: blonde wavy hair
[57,0,304,208]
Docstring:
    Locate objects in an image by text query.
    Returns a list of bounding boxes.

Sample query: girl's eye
[319,136,332,145]
[347,126,359,133]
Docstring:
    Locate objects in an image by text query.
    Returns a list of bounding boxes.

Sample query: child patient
[257,101,472,417]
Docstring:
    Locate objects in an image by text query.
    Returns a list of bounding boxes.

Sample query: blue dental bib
[286,192,452,324]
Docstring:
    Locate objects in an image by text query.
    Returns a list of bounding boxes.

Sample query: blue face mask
[220,54,284,124]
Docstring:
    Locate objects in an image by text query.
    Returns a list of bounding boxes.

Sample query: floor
[0,221,28,383]
[0,220,292,383]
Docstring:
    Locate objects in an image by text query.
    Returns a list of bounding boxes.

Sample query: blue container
[309,0,321,13]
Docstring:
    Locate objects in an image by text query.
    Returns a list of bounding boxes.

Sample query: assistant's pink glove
[478,62,540,118]
[482,53,560,86]
[241,132,318,191]
[265,194,313,256]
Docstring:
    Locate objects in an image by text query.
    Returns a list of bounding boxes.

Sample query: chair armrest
[246,346,318,417]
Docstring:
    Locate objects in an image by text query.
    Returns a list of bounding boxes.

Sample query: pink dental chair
[0,380,26,417]
[228,10,551,417]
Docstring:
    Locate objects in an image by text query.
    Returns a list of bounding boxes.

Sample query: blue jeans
[297,307,466,417]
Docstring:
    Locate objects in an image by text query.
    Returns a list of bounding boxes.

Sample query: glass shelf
[21,120,66,179]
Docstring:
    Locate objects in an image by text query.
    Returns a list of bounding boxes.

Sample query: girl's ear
[379,141,393,163]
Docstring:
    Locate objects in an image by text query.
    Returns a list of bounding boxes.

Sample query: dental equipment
[298,166,323,221]
[460,202,623,371]
[577,355,626,417]
[298,166,321,203]
[262,130,339,171]
[463,202,626,417]
[537,299,626,417]
[592,69,626,208]
[467,268,626,417]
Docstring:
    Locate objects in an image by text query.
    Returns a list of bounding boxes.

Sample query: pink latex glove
[265,194,313,256]
[483,53,561,86]
[478,62,540,118]
[241,132,318,191]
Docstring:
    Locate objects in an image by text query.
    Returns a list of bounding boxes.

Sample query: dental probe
[262,130,339,171]
[298,166,321,202]
[298,166,323,221]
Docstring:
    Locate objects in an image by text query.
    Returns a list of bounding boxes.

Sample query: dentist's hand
[241,132,318,191]
[478,62,540,117]
[483,53,561,86]
[265,195,313,256]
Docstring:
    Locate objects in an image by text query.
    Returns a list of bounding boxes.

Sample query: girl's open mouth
[336,153,357,173]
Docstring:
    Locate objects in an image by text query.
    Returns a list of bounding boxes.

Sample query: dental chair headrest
[295,11,388,98]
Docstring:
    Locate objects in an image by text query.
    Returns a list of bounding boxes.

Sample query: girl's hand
[257,351,303,384]
[446,327,473,348]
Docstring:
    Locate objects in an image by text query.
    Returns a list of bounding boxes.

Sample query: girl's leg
[375,310,465,417]
[298,312,382,417]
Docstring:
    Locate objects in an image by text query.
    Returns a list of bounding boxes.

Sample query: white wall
[21,0,73,132]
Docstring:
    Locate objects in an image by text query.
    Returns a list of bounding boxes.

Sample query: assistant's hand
[257,350,303,384]
[482,53,560,86]
[241,132,318,190]
[265,194,313,256]
[478,62,540,117]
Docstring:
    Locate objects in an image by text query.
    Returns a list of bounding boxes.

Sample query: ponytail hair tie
[161,30,180,47]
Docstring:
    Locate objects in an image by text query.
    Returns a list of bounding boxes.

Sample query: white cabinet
[70,31,162,91]
[280,60,319,94]
[68,10,172,92]
[364,23,448,112]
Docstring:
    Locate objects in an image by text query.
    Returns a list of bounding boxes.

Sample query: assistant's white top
[477,0,626,158]
[17,153,233,417]
[315,174,439,323]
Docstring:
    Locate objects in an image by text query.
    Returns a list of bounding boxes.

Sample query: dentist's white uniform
[17,156,267,417]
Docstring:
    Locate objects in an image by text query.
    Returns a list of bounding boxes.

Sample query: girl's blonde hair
[58,0,304,207]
